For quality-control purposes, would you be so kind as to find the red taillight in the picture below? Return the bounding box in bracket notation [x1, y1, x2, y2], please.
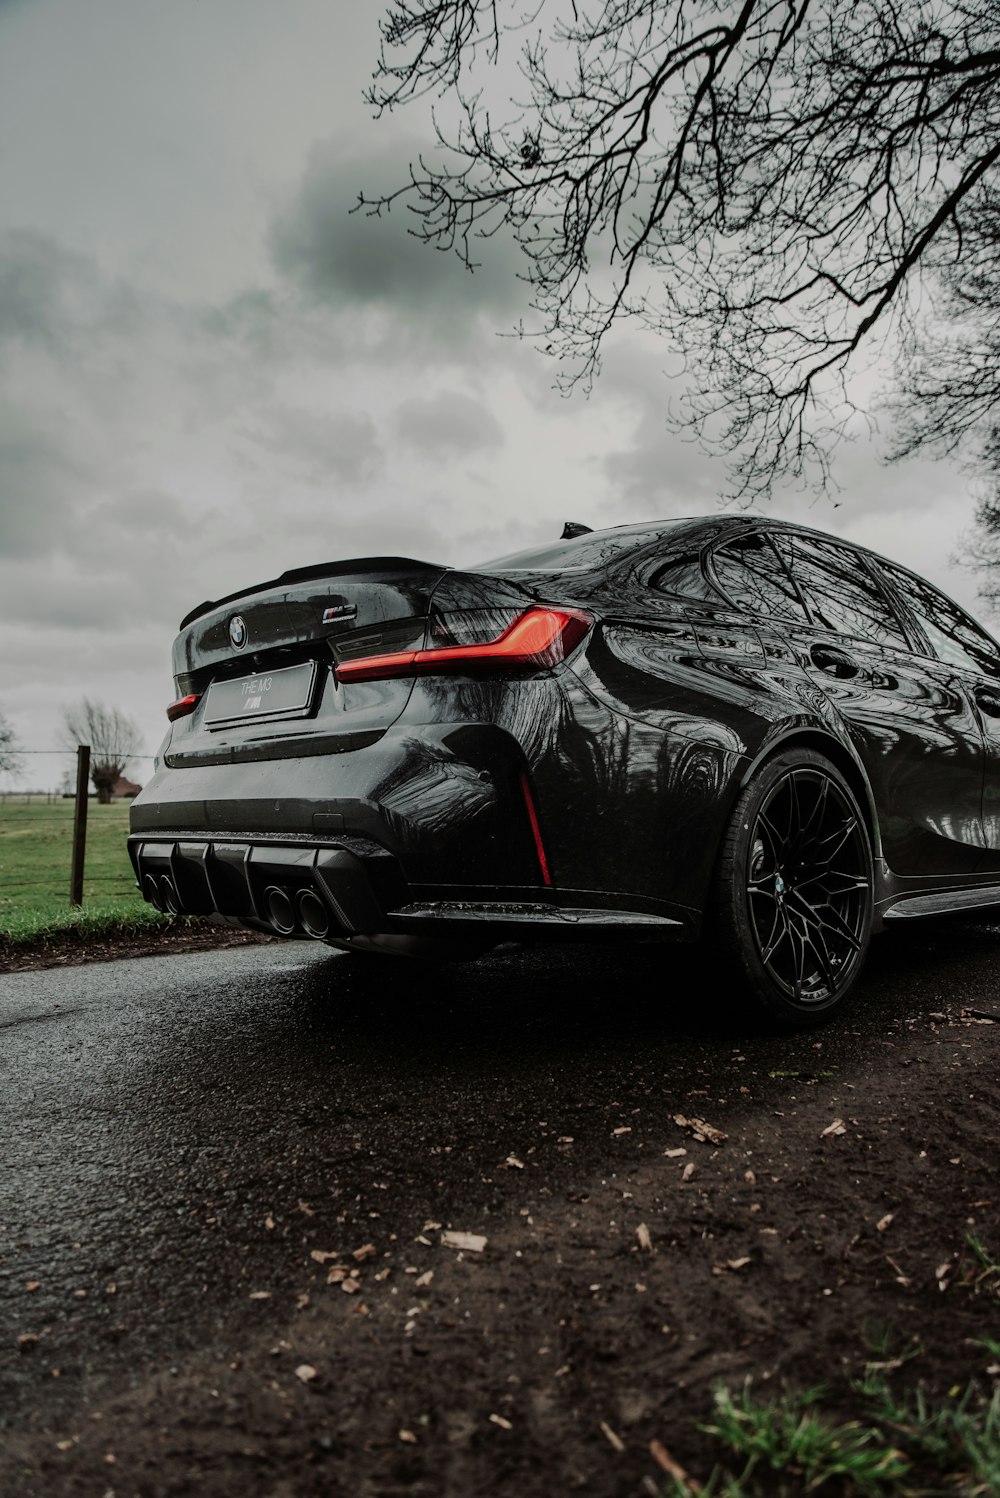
[334, 607, 592, 683]
[166, 693, 201, 722]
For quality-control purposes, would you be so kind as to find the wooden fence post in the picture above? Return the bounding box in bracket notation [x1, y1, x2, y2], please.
[70, 744, 90, 908]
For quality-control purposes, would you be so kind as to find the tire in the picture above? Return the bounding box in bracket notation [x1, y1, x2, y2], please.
[712, 748, 873, 1027]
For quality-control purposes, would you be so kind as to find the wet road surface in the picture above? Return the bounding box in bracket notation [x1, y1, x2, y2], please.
[2, 923, 998, 1438]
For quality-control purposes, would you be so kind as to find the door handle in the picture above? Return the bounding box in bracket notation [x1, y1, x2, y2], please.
[975, 688, 1000, 719]
[809, 644, 859, 680]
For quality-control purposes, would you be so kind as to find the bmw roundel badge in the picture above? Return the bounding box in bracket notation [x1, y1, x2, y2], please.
[229, 614, 248, 650]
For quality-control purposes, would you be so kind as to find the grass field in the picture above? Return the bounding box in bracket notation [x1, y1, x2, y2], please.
[0, 795, 170, 944]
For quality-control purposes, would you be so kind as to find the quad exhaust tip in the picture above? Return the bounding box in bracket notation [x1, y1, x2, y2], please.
[297, 889, 331, 940]
[143, 874, 163, 912]
[159, 875, 180, 916]
[263, 885, 297, 936]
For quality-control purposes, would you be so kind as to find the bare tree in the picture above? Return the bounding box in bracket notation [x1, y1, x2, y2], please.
[0, 708, 21, 779]
[363, 0, 1000, 496]
[955, 490, 1000, 611]
[61, 699, 142, 805]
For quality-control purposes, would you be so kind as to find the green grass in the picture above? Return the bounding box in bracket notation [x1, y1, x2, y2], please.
[0, 795, 170, 945]
[650, 1377, 1000, 1498]
[649, 1300, 1000, 1498]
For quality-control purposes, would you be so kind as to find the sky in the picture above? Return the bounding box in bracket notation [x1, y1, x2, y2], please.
[0, 0, 984, 789]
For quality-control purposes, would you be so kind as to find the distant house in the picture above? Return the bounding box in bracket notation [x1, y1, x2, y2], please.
[112, 776, 142, 799]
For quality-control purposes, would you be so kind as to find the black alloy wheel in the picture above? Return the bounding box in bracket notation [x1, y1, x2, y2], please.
[714, 748, 874, 1026]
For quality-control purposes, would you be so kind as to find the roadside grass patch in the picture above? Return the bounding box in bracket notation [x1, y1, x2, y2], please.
[650, 1378, 1000, 1498]
[0, 896, 178, 948]
[651, 1303, 1000, 1498]
[0, 797, 162, 945]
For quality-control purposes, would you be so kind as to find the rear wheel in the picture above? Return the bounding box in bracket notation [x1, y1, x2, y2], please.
[713, 749, 873, 1027]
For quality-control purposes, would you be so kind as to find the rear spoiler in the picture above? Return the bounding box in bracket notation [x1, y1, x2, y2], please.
[178, 557, 448, 630]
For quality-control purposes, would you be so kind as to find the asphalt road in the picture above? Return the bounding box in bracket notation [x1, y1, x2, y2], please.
[2, 922, 998, 1437]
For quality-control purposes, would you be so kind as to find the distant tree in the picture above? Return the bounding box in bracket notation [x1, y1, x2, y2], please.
[956, 492, 1000, 614]
[61, 698, 142, 805]
[0, 708, 22, 779]
[364, 0, 1000, 497]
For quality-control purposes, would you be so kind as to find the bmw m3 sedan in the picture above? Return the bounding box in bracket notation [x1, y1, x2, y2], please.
[129, 516, 1000, 1026]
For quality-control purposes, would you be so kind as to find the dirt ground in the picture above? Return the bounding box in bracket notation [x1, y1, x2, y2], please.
[0, 922, 272, 975]
[1, 928, 998, 1497]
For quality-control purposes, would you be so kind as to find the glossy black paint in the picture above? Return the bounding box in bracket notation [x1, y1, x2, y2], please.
[130, 516, 1000, 955]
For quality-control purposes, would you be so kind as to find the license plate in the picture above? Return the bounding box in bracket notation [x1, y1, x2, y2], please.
[204, 662, 318, 727]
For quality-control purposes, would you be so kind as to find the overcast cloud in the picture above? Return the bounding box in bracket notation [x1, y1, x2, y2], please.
[0, 0, 983, 788]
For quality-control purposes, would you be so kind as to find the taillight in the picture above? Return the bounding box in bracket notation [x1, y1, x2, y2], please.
[334, 607, 593, 683]
[166, 693, 201, 722]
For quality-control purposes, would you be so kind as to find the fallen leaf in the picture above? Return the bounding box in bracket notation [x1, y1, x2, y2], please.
[635, 1223, 653, 1253]
[650, 1439, 700, 1490]
[489, 1413, 513, 1430]
[885, 1254, 911, 1287]
[713, 1255, 752, 1275]
[600, 1420, 625, 1453]
[441, 1231, 487, 1253]
[820, 1119, 847, 1138]
[294, 1364, 318, 1383]
[673, 1114, 727, 1146]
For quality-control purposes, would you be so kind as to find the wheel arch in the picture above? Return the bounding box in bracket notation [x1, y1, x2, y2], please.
[738, 727, 882, 868]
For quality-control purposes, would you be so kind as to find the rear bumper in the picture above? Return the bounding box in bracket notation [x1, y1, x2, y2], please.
[127, 831, 691, 944]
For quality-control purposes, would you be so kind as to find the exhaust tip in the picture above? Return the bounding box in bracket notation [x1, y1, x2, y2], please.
[263, 885, 297, 935]
[158, 875, 180, 915]
[298, 889, 331, 940]
[144, 874, 164, 912]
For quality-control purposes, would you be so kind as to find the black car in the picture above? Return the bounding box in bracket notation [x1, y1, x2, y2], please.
[129, 516, 1000, 1026]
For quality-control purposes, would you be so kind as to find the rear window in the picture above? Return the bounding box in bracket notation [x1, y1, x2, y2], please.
[472, 521, 694, 573]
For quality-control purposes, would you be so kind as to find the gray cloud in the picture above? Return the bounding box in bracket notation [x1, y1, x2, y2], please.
[250, 405, 382, 486]
[394, 391, 503, 458]
[270, 137, 524, 325]
[0, 408, 95, 556]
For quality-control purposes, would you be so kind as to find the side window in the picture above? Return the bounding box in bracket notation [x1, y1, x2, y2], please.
[710, 534, 809, 622]
[778, 535, 909, 649]
[878, 562, 1000, 679]
[649, 549, 717, 602]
